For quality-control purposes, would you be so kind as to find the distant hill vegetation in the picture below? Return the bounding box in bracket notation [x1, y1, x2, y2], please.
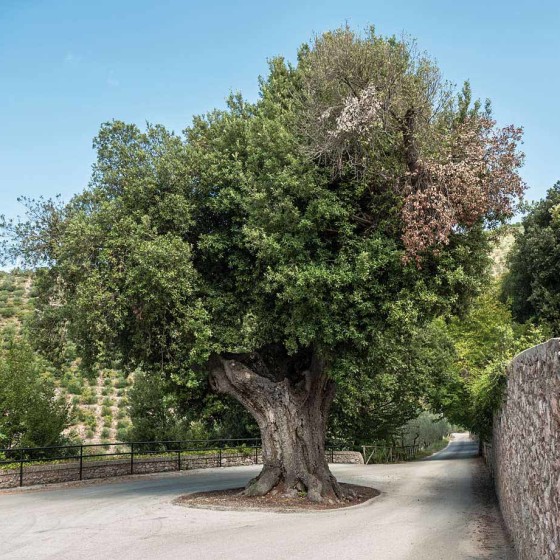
[489, 224, 521, 279]
[0, 270, 133, 445]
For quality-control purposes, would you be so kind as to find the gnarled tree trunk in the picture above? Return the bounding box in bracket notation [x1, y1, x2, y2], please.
[208, 349, 345, 502]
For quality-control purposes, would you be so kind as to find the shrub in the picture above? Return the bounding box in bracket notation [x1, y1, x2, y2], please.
[115, 377, 128, 389]
[66, 379, 82, 395]
[118, 397, 129, 409]
[116, 428, 129, 441]
[0, 307, 16, 318]
[80, 387, 97, 405]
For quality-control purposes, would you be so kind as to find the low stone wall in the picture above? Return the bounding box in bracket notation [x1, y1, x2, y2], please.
[491, 338, 560, 560]
[0, 453, 262, 489]
[330, 451, 364, 464]
[0, 449, 363, 489]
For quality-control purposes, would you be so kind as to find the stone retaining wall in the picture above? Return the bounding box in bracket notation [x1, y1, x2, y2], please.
[330, 451, 364, 464]
[491, 338, 560, 560]
[0, 450, 363, 489]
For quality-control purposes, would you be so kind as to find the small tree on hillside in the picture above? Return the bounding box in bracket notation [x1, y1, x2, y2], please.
[0, 336, 68, 448]
[2, 27, 525, 501]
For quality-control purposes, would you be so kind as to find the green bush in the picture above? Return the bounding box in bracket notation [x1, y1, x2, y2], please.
[66, 379, 82, 395]
[85, 414, 97, 429]
[115, 377, 128, 389]
[81, 387, 97, 405]
[101, 406, 112, 417]
[100, 428, 110, 439]
[118, 397, 129, 409]
[0, 307, 16, 318]
[116, 428, 129, 441]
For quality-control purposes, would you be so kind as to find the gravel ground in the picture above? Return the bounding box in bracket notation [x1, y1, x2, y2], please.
[0, 433, 515, 560]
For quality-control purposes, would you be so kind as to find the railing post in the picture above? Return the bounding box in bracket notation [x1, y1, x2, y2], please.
[19, 448, 23, 487]
[218, 447, 222, 467]
[79, 445, 83, 480]
[130, 443, 134, 475]
[178, 448, 181, 472]
[254, 445, 258, 464]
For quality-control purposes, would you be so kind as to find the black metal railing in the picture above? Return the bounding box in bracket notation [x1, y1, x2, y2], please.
[0, 438, 263, 488]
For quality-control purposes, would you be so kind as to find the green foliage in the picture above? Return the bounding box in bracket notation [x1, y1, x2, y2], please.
[127, 370, 256, 441]
[116, 427, 129, 441]
[503, 181, 560, 334]
[0, 334, 69, 448]
[115, 376, 128, 389]
[0, 306, 16, 318]
[80, 387, 97, 405]
[329, 321, 458, 444]
[395, 412, 453, 447]
[444, 284, 547, 440]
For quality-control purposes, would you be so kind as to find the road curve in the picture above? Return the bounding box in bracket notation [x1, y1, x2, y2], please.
[0, 433, 514, 560]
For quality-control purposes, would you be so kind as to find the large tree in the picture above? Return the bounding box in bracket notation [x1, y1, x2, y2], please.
[3, 27, 525, 501]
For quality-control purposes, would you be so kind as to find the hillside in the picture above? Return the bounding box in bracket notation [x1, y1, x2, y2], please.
[0, 270, 133, 445]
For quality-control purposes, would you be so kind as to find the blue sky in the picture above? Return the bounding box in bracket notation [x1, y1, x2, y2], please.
[1, 0, 559, 223]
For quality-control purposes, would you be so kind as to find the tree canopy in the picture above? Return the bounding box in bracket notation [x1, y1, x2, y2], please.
[503, 181, 560, 334]
[2, 26, 526, 500]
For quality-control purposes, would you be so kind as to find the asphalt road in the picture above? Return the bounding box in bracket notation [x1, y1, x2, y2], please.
[0, 433, 515, 560]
